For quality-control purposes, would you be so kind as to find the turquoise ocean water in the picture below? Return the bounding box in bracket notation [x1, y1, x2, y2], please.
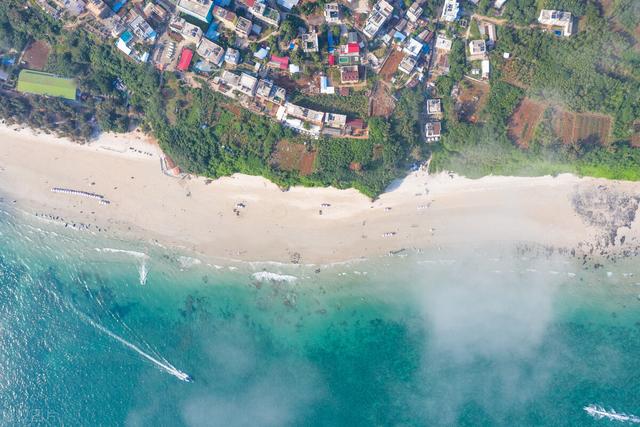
[1, 203, 640, 426]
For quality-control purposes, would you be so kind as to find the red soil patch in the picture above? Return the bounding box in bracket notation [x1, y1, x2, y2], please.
[273, 74, 312, 92]
[456, 79, 490, 124]
[271, 140, 316, 176]
[379, 50, 404, 82]
[370, 82, 395, 118]
[22, 40, 51, 70]
[299, 150, 317, 176]
[507, 98, 546, 148]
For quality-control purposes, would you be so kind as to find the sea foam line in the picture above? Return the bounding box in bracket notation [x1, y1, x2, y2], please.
[584, 404, 640, 424]
[252, 271, 297, 283]
[96, 248, 149, 285]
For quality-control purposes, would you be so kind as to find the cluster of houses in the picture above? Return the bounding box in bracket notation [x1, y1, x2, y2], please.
[32, 0, 578, 147]
[211, 70, 366, 138]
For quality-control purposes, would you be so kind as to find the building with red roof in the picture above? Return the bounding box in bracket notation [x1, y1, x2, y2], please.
[346, 42, 360, 53]
[177, 48, 194, 71]
[268, 54, 289, 70]
[328, 54, 335, 65]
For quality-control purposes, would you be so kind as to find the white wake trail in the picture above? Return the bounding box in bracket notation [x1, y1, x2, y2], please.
[45, 284, 191, 382]
[79, 311, 192, 382]
[584, 404, 640, 424]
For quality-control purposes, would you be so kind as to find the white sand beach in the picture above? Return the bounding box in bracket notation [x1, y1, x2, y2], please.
[1, 124, 639, 264]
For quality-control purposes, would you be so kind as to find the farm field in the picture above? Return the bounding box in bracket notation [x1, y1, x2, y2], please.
[552, 110, 611, 146]
[507, 98, 546, 148]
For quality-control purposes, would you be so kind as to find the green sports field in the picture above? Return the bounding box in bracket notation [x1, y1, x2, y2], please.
[16, 69, 77, 100]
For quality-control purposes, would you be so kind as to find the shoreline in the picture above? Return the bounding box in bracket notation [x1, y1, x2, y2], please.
[1, 123, 640, 265]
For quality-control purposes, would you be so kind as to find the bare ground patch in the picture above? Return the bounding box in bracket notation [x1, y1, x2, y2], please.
[507, 98, 546, 148]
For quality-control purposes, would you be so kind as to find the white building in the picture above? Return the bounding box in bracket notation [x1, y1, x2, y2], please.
[197, 38, 225, 66]
[302, 32, 319, 53]
[169, 16, 203, 45]
[426, 99, 441, 116]
[425, 121, 441, 142]
[440, 0, 459, 22]
[406, 2, 423, 23]
[363, 0, 394, 39]
[224, 47, 240, 65]
[403, 38, 424, 57]
[398, 56, 416, 74]
[494, 0, 507, 9]
[435, 34, 452, 51]
[538, 9, 573, 36]
[481, 59, 490, 79]
[325, 3, 340, 24]
[468, 39, 487, 59]
[177, 0, 214, 23]
[249, 1, 280, 27]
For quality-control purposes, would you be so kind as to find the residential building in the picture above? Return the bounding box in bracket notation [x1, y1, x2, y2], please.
[268, 55, 289, 70]
[325, 3, 340, 24]
[284, 102, 325, 125]
[403, 38, 424, 57]
[86, 0, 109, 18]
[481, 59, 490, 79]
[249, 1, 280, 27]
[320, 76, 335, 94]
[237, 73, 258, 97]
[255, 79, 286, 104]
[338, 42, 360, 65]
[426, 99, 442, 116]
[177, 0, 215, 23]
[220, 70, 241, 88]
[169, 16, 203, 44]
[435, 34, 452, 51]
[302, 32, 319, 53]
[213, 6, 237, 30]
[479, 21, 497, 45]
[197, 38, 225, 66]
[235, 16, 252, 38]
[440, 0, 459, 22]
[363, 0, 393, 39]
[116, 30, 134, 56]
[128, 12, 157, 42]
[468, 39, 487, 59]
[143, 2, 168, 22]
[277, 0, 299, 10]
[406, 2, 423, 23]
[324, 113, 347, 129]
[224, 47, 240, 65]
[425, 121, 441, 142]
[398, 56, 416, 74]
[340, 65, 359, 84]
[538, 9, 573, 36]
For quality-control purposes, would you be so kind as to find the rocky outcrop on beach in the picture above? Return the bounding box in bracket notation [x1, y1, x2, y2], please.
[571, 185, 640, 246]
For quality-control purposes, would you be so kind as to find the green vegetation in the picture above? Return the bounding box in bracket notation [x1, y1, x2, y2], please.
[497, 24, 640, 140]
[16, 70, 77, 99]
